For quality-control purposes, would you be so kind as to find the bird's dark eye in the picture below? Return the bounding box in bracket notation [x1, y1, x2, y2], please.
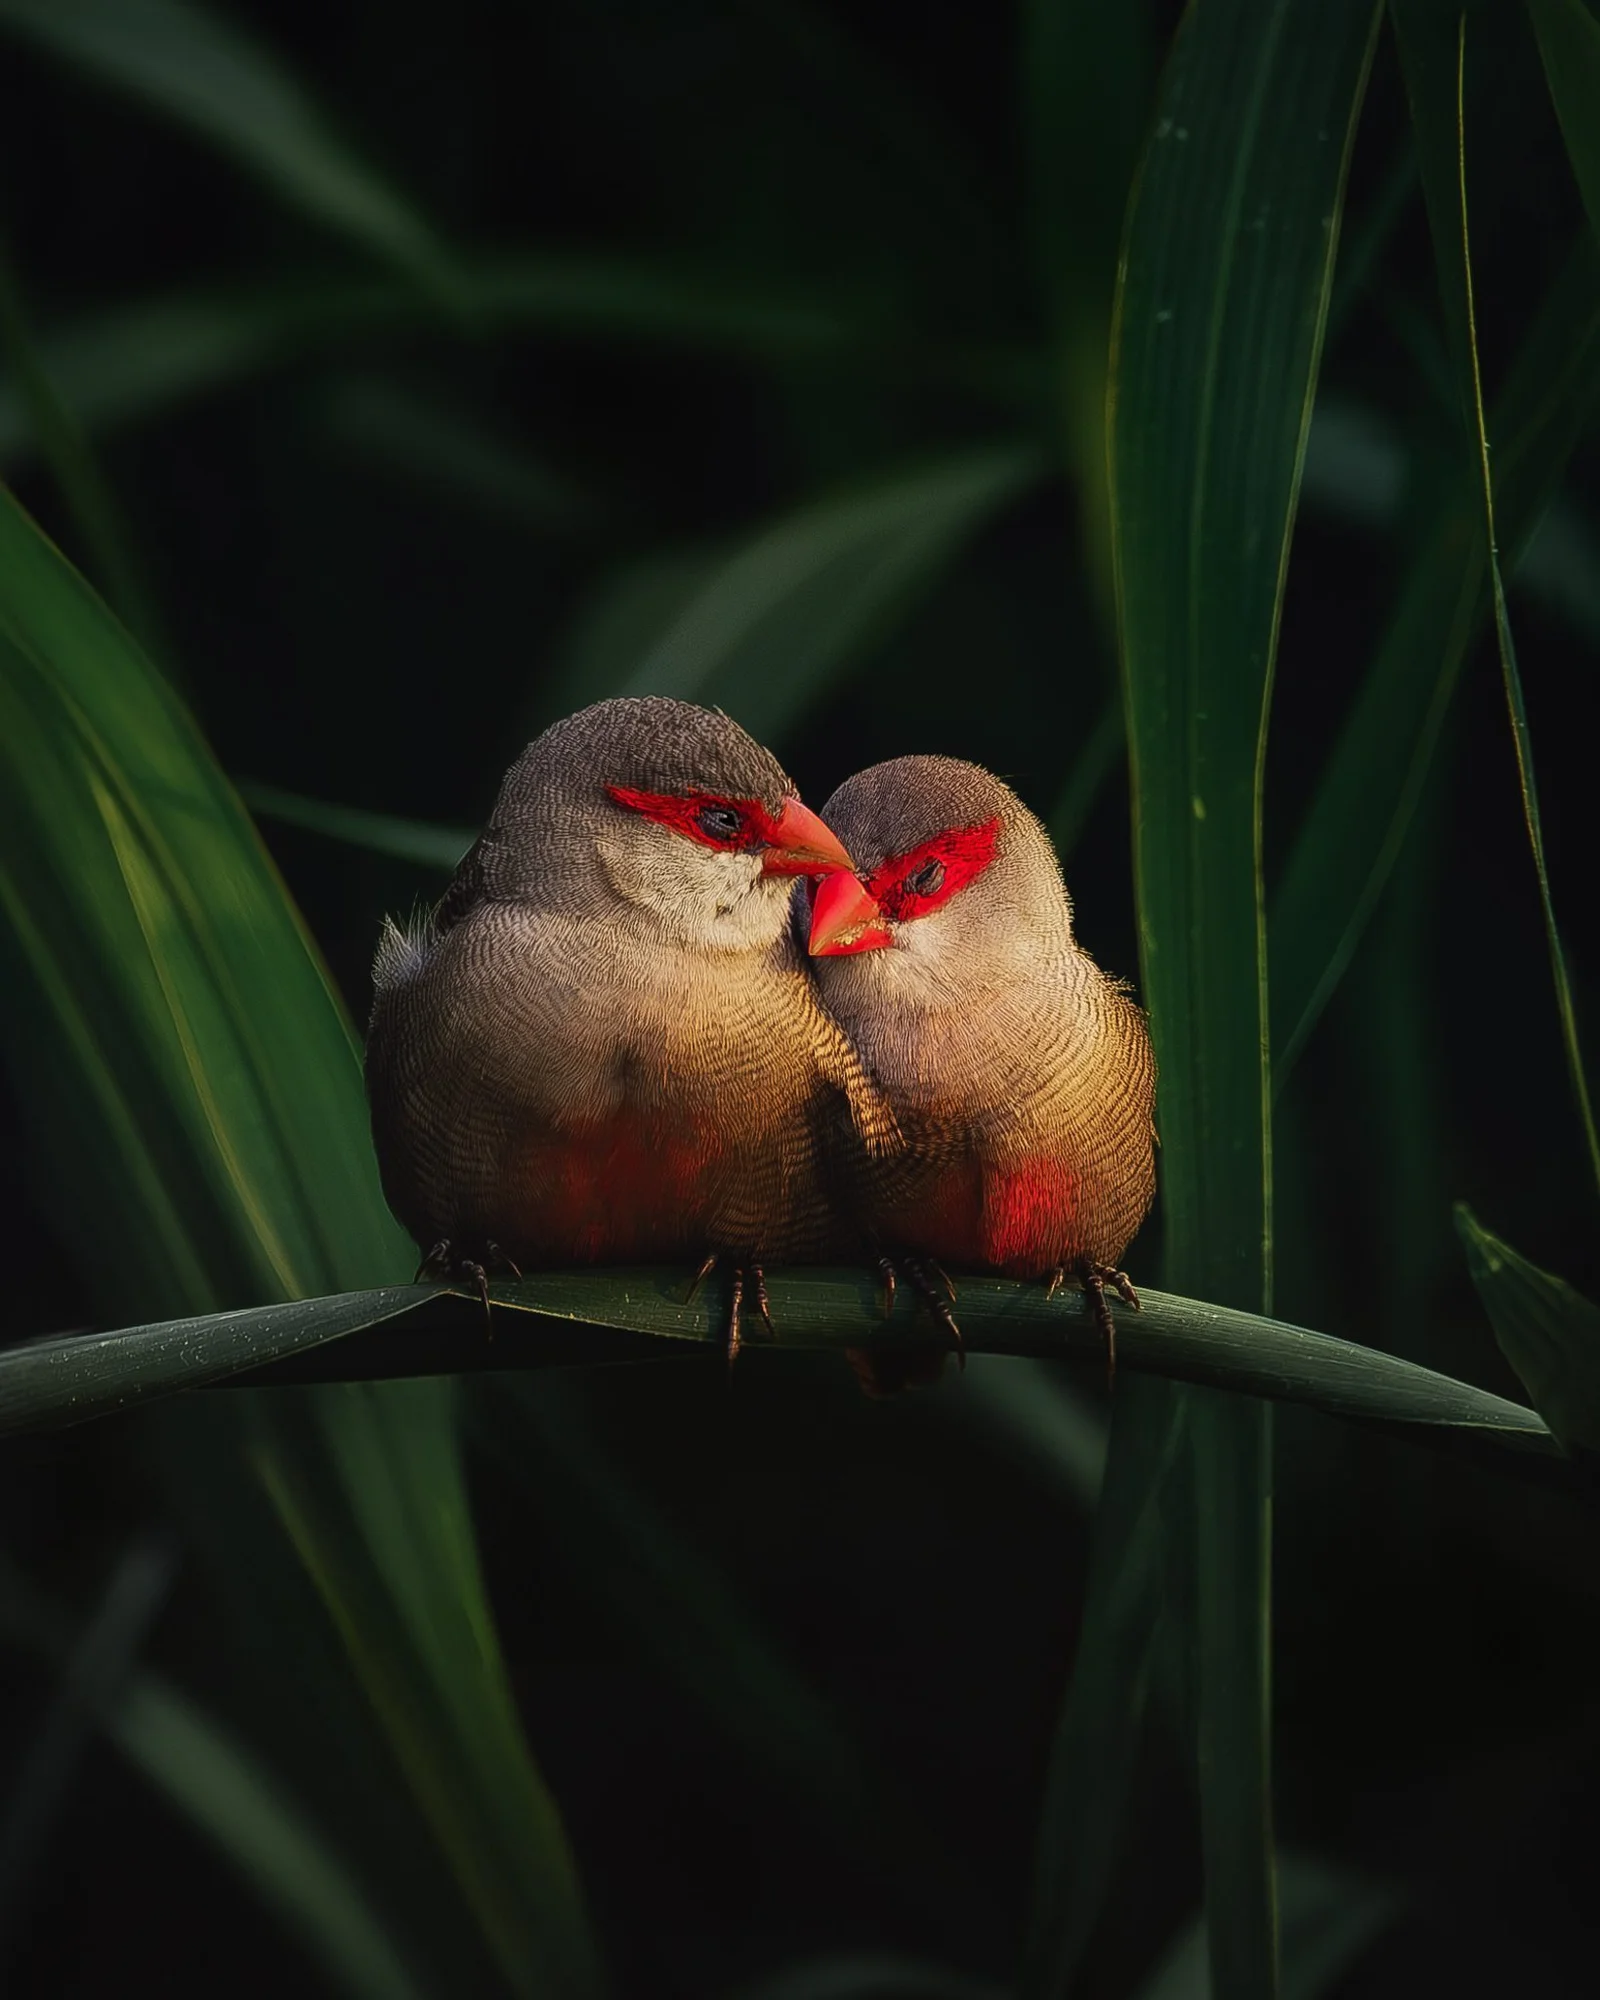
[904, 859, 946, 898]
[696, 804, 745, 842]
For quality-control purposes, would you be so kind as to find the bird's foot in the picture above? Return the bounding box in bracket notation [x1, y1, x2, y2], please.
[881, 1255, 963, 1367]
[686, 1254, 775, 1367]
[413, 1239, 523, 1326]
[414, 1240, 452, 1283]
[847, 1255, 961, 1395]
[1049, 1259, 1140, 1386]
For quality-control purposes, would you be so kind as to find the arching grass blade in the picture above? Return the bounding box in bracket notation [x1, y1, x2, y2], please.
[1105, 4, 1381, 1995]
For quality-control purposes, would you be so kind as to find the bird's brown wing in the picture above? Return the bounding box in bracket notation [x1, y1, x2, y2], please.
[971, 964, 1157, 1268]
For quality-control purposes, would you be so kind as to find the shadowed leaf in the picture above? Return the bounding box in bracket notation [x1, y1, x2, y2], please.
[251, 1383, 600, 1999]
[0, 269, 1033, 470]
[1456, 1204, 1600, 1456]
[1132, 1852, 1397, 2000]
[1532, 0, 1600, 252]
[321, 379, 599, 532]
[0, 1540, 176, 1966]
[0, 237, 159, 645]
[1392, 3, 1600, 1196]
[242, 784, 474, 873]
[0, 1553, 429, 2000]
[482, 1375, 951, 1892]
[596, 447, 1042, 744]
[1024, 0, 1156, 605]
[0, 0, 452, 293]
[1023, 1378, 1185, 1992]
[723, 1954, 1006, 2000]
[1270, 230, 1600, 1075]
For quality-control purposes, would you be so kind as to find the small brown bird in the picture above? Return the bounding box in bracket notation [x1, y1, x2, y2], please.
[366, 696, 899, 1354]
[805, 755, 1156, 1383]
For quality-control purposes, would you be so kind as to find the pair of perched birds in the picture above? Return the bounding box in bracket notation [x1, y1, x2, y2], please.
[365, 696, 1156, 1383]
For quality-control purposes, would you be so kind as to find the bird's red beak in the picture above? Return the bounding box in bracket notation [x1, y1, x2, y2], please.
[759, 797, 856, 879]
[807, 870, 892, 955]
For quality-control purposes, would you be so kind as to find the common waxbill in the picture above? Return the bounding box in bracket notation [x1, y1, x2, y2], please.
[805, 754, 1156, 1378]
[366, 696, 899, 1354]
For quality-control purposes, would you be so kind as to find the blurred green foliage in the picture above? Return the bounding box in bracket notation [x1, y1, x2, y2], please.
[2, 2, 1599, 1997]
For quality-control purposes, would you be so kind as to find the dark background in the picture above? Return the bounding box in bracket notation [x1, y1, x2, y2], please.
[2, 3, 1598, 1995]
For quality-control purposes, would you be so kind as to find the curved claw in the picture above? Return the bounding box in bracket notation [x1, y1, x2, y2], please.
[462, 1261, 492, 1326]
[485, 1241, 523, 1281]
[726, 1265, 775, 1367]
[684, 1252, 718, 1306]
[415, 1239, 451, 1283]
[934, 1302, 966, 1372]
[901, 1258, 964, 1369]
[1074, 1258, 1138, 1387]
[684, 1255, 776, 1368]
[411, 1239, 520, 1326]
[727, 1266, 745, 1369]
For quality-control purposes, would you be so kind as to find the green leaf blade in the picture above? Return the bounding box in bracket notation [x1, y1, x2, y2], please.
[0, 485, 408, 1308]
[1389, 5, 1600, 1199]
[595, 446, 1041, 745]
[1270, 231, 1600, 1075]
[2, 1274, 1553, 1469]
[1105, 5, 1380, 1996]
[0, 483, 603, 1994]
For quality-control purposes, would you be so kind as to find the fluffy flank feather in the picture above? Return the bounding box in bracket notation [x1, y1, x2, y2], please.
[372, 908, 433, 992]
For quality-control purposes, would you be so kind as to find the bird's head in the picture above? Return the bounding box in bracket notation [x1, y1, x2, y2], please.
[482, 696, 853, 950]
[805, 756, 1073, 1005]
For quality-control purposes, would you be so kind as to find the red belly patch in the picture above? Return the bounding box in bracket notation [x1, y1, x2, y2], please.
[982, 1158, 1083, 1275]
[886, 1155, 1083, 1278]
[510, 1115, 722, 1263]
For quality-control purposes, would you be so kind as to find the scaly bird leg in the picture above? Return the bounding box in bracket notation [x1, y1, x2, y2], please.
[726, 1265, 744, 1368]
[1057, 1258, 1141, 1386]
[412, 1239, 521, 1326]
[726, 1265, 774, 1367]
[461, 1261, 492, 1325]
[684, 1255, 775, 1368]
[896, 1257, 964, 1368]
[848, 1253, 960, 1395]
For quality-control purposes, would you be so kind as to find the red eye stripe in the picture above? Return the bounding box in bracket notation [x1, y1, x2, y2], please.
[867, 815, 1001, 922]
[605, 786, 782, 853]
